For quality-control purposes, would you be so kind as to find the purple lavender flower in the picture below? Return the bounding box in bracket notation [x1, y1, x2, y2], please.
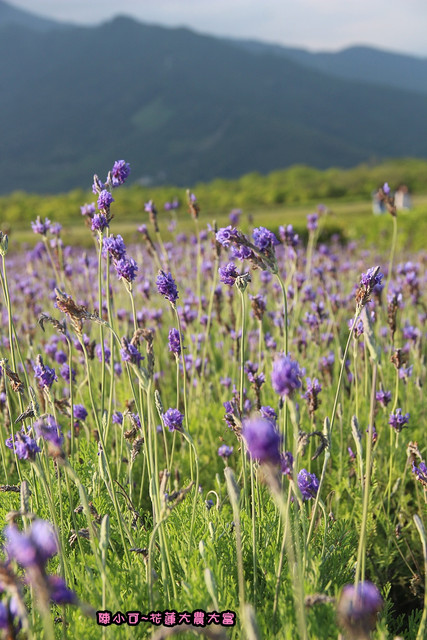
[229, 209, 241, 225]
[307, 214, 318, 232]
[120, 339, 144, 366]
[242, 416, 281, 465]
[6, 427, 40, 461]
[47, 575, 78, 605]
[260, 405, 277, 422]
[33, 357, 57, 389]
[50, 222, 62, 236]
[31, 217, 51, 235]
[216, 226, 239, 247]
[271, 354, 303, 398]
[162, 408, 184, 432]
[302, 377, 322, 418]
[279, 224, 299, 248]
[91, 213, 109, 232]
[73, 405, 88, 421]
[230, 244, 253, 261]
[60, 363, 76, 384]
[412, 461, 427, 488]
[383, 182, 390, 195]
[297, 469, 319, 499]
[5, 519, 57, 568]
[218, 445, 233, 458]
[80, 203, 96, 217]
[102, 234, 126, 260]
[144, 199, 156, 213]
[114, 256, 138, 282]
[389, 408, 410, 432]
[360, 267, 384, 290]
[219, 263, 239, 286]
[168, 328, 181, 355]
[252, 227, 279, 251]
[97, 190, 114, 211]
[33, 415, 63, 448]
[112, 411, 123, 425]
[280, 451, 294, 476]
[156, 270, 179, 304]
[348, 317, 364, 337]
[95, 342, 111, 364]
[110, 160, 130, 187]
[337, 581, 383, 636]
[376, 389, 392, 408]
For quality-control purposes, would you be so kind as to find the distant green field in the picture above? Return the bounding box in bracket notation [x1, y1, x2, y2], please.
[4, 192, 427, 254]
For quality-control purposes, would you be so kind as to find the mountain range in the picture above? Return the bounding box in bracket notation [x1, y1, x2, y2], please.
[1, 0, 427, 194]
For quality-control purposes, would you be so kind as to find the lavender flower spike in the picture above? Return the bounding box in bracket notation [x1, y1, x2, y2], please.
[271, 354, 303, 398]
[156, 270, 179, 304]
[242, 416, 281, 465]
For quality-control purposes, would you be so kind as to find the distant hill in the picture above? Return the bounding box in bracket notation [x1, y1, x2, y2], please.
[228, 39, 427, 96]
[1, 5, 427, 193]
[0, 0, 72, 32]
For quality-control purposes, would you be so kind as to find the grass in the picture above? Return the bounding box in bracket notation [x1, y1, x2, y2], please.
[0, 183, 425, 639]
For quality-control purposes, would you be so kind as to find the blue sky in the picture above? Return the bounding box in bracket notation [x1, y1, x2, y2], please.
[8, 0, 427, 56]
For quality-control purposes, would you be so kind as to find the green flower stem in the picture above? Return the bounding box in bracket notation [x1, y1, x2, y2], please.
[63, 461, 120, 609]
[265, 468, 308, 640]
[97, 232, 106, 417]
[238, 289, 246, 414]
[200, 252, 219, 384]
[65, 336, 75, 460]
[276, 273, 289, 354]
[224, 468, 246, 621]
[330, 310, 361, 435]
[385, 215, 398, 296]
[414, 515, 427, 640]
[355, 361, 377, 586]
[250, 460, 257, 605]
[80, 339, 134, 569]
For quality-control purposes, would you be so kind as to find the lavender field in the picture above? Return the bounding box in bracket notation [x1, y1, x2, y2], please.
[0, 163, 425, 640]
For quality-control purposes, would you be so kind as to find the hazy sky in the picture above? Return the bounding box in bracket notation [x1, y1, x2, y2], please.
[8, 0, 427, 56]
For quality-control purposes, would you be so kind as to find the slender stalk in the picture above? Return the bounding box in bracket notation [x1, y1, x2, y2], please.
[355, 362, 377, 586]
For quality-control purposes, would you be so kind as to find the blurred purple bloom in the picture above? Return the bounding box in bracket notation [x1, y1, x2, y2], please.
[307, 214, 318, 232]
[80, 203, 96, 217]
[271, 354, 303, 398]
[112, 411, 123, 425]
[242, 416, 281, 465]
[73, 404, 88, 421]
[280, 451, 294, 476]
[6, 427, 40, 461]
[337, 581, 383, 636]
[389, 408, 410, 432]
[376, 389, 391, 407]
[47, 575, 78, 605]
[31, 217, 51, 235]
[218, 445, 233, 458]
[5, 519, 57, 568]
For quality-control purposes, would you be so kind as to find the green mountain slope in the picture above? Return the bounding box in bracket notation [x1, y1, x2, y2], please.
[2, 15, 427, 193]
